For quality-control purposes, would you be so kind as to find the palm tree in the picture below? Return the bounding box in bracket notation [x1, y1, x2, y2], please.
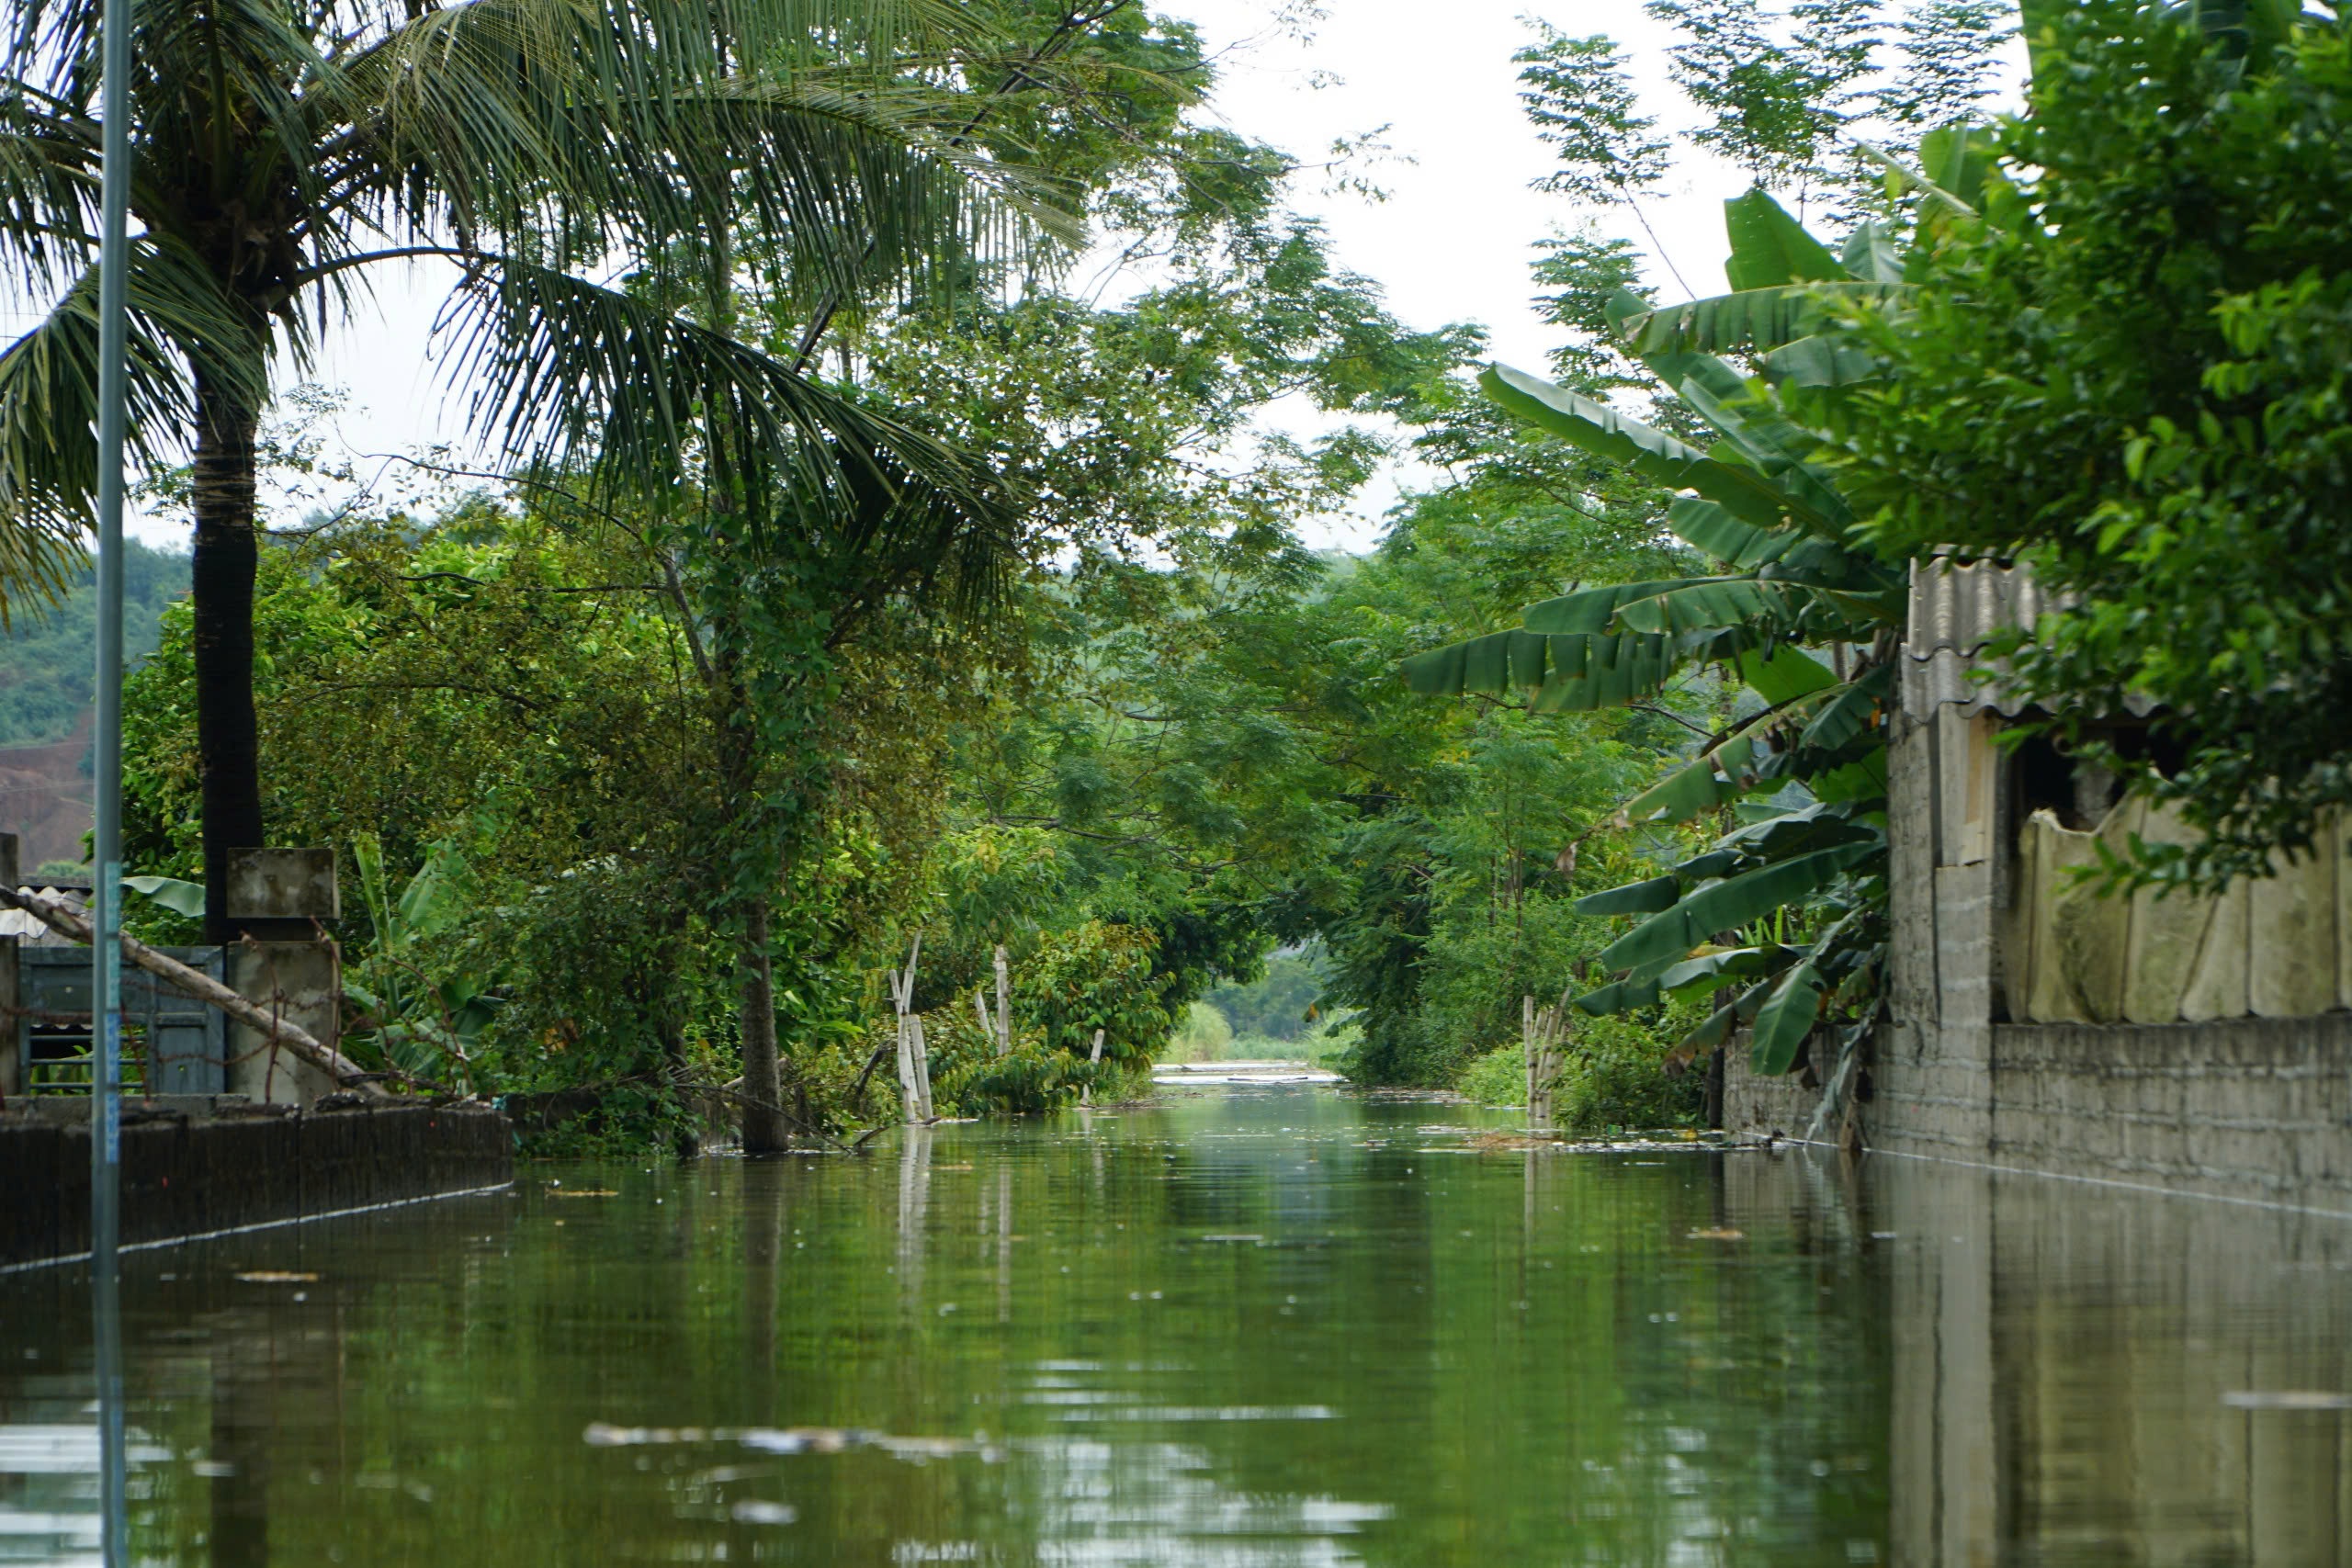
[0, 0, 1057, 938]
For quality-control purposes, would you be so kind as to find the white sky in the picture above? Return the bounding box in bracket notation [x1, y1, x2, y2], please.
[115, 1, 1999, 551]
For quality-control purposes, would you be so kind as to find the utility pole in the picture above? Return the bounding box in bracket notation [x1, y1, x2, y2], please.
[89, 0, 137, 1549]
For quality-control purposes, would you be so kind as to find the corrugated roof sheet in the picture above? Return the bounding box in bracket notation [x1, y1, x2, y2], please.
[1898, 558, 2154, 719]
[0, 886, 89, 944]
[1900, 558, 2057, 718]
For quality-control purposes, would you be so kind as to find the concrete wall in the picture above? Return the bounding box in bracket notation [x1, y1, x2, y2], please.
[1726, 713, 2352, 1215]
[0, 1103, 512, 1269]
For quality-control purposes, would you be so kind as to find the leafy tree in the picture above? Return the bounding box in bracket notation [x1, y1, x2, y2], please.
[0, 0, 1053, 936]
[1629, 0, 2012, 228]
[1833, 1, 2352, 888]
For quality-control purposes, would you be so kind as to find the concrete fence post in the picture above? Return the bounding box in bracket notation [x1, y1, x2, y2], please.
[223, 848, 341, 1107]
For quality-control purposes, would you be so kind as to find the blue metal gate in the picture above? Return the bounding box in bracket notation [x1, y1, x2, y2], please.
[16, 946, 228, 1097]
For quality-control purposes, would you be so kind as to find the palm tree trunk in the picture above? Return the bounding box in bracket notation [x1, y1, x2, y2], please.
[189, 367, 265, 942]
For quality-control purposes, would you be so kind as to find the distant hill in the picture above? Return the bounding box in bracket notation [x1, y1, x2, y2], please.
[0, 541, 189, 868]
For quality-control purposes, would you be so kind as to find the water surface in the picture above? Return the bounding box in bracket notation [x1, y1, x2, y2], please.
[3, 1085, 2347, 1564]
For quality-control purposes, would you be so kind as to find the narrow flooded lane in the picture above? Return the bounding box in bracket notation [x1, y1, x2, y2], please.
[4, 1086, 2348, 1564]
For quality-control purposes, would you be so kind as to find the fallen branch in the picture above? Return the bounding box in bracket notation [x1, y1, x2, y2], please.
[0, 885, 394, 1102]
[680, 1079, 862, 1153]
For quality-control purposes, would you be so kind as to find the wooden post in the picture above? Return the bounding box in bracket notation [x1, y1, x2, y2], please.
[992, 944, 1012, 1058]
[910, 1012, 935, 1122]
[1080, 1027, 1105, 1106]
[1522, 994, 1536, 1121]
[891, 983, 915, 1120]
[890, 932, 926, 1122]
[974, 988, 993, 1039]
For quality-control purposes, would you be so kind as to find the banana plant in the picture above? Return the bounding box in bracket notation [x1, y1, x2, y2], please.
[345, 832, 503, 1087]
[1403, 183, 1941, 1077]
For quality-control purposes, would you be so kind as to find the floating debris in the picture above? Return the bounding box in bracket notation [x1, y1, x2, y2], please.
[582, 1423, 999, 1461]
[1687, 1228, 1746, 1242]
[2222, 1390, 2352, 1410]
[232, 1271, 320, 1283]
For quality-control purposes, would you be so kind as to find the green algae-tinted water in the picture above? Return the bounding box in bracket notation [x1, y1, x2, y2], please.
[3, 1085, 2348, 1565]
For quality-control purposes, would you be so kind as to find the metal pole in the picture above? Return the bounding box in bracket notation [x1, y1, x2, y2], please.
[90, 0, 137, 1550]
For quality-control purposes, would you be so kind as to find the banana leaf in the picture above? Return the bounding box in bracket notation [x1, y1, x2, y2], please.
[1618, 727, 1772, 826]
[1519, 579, 1725, 636]
[1762, 335, 1885, 389]
[1573, 955, 1679, 1017]
[1677, 378, 1854, 533]
[1402, 627, 1677, 705]
[1840, 220, 1902, 285]
[122, 875, 206, 919]
[1623, 281, 1910, 356]
[1797, 663, 1892, 753]
[1598, 840, 1879, 971]
[1577, 874, 1682, 917]
[1723, 188, 1850, 288]
[1749, 959, 1824, 1073]
[1609, 578, 1835, 638]
[1480, 364, 1795, 531]
[1527, 632, 1683, 712]
[1736, 644, 1840, 707]
[1674, 979, 1773, 1055]
[1658, 944, 1799, 995]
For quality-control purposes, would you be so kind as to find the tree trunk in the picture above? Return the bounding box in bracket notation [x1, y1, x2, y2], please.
[738, 898, 788, 1153]
[189, 369, 265, 942]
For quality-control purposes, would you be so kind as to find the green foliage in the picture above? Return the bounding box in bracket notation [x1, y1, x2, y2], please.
[1162, 1001, 1236, 1064]
[1408, 172, 1924, 1074]
[1203, 949, 1328, 1043]
[344, 831, 503, 1089]
[1631, 0, 2011, 229]
[1835, 2, 2352, 888]
[1023, 920, 1170, 1067]
[1456, 1010, 1708, 1132]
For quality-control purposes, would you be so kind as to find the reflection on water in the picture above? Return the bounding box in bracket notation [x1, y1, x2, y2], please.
[0, 1087, 2346, 1564]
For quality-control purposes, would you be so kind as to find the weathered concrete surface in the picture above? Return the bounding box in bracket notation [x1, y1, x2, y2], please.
[1730, 1005, 2352, 1213]
[1728, 703, 2352, 1213]
[225, 846, 340, 924]
[226, 941, 342, 1105]
[0, 1103, 511, 1269]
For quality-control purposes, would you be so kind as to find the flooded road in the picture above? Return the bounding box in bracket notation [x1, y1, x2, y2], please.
[3, 1084, 2348, 1564]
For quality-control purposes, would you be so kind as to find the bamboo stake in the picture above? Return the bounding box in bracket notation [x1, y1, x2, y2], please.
[0, 885, 390, 1100]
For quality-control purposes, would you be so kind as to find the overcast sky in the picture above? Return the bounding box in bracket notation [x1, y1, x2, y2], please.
[121, 1, 1989, 549]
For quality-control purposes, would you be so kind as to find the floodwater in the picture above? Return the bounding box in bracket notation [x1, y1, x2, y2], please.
[3, 1085, 2350, 1565]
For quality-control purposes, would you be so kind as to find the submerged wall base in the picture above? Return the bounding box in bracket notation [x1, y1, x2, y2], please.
[1727, 1013, 2352, 1216]
[1, 1102, 513, 1269]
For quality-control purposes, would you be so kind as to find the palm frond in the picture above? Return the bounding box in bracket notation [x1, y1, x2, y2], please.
[0, 238, 265, 608]
[328, 0, 1069, 305]
[438, 257, 1014, 602]
[0, 102, 99, 282]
